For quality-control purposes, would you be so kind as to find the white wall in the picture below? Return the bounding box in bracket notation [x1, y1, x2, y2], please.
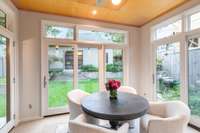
[139, 0, 200, 100]
[18, 11, 140, 121]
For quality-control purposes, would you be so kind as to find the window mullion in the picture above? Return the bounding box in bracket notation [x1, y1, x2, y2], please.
[73, 45, 78, 89]
[99, 45, 105, 91]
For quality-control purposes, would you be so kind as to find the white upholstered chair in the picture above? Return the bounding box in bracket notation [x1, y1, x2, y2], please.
[69, 114, 129, 133]
[67, 89, 89, 120]
[67, 89, 98, 124]
[118, 86, 137, 94]
[118, 86, 137, 128]
[140, 101, 190, 133]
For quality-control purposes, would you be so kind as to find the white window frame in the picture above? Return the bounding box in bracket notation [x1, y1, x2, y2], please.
[0, 26, 16, 133]
[151, 15, 183, 41]
[151, 4, 200, 128]
[41, 20, 129, 116]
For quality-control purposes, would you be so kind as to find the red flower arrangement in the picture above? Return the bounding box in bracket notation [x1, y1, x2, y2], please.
[106, 80, 121, 99]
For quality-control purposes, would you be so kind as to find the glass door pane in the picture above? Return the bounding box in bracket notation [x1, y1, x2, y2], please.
[156, 42, 180, 101]
[188, 37, 200, 127]
[48, 45, 73, 108]
[0, 35, 10, 128]
[78, 48, 99, 93]
[105, 49, 123, 83]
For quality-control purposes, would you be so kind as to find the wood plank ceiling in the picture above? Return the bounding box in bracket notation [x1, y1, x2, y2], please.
[11, 0, 189, 27]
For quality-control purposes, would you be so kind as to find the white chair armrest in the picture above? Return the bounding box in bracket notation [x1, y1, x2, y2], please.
[148, 116, 187, 133]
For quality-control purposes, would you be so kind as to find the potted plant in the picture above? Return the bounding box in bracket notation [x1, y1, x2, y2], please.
[105, 80, 121, 100]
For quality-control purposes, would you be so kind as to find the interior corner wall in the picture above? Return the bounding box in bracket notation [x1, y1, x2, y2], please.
[139, 0, 200, 101]
[18, 10, 140, 121]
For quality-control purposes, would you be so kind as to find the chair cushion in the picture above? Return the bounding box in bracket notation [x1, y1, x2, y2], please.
[140, 114, 162, 131]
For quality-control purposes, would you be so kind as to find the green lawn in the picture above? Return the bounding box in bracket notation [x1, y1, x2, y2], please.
[0, 77, 6, 86]
[48, 79, 99, 108]
[0, 94, 6, 117]
[0, 77, 6, 117]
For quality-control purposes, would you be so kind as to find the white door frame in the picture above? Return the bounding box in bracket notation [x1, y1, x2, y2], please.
[152, 34, 185, 101]
[41, 20, 129, 116]
[42, 42, 76, 116]
[0, 27, 15, 133]
[186, 34, 200, 127]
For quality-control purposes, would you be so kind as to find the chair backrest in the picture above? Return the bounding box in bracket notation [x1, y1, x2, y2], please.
[165, 101, 190, 123]
[69, 114, 129, 133]
[67, 89, 89, 120]
[118, 86, 137, 94]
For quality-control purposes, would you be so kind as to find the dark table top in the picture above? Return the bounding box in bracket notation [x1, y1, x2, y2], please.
[81, 91, 149, 121]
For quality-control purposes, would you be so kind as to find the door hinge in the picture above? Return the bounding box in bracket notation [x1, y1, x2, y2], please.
[152, 74, 155, 84]
[13, 77, 16, 84]
[13, 41, 16, 47]
[13, 114, 16, 120]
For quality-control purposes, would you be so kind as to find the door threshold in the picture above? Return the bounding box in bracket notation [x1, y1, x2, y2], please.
[44, 112, 70, 117]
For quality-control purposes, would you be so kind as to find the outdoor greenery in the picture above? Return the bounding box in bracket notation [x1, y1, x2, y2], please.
[0, 94, 5, 117]
[189, 86, 200, 116]
[106, 63, 122, 72]
[106, 33, 125, 43]
[157, 79, 180, 100]
[0, 77, 6, 117]
[46, 25, 73, 39]
[0, 77, 6, 86]
[80, 65, 98, 72]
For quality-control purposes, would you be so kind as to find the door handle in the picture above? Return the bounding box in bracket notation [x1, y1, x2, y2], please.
[44, 76, 47, 88]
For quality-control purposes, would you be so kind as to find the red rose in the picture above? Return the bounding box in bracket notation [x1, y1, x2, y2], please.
[116, 80, 121, 87]
[106, 79, 121, 90]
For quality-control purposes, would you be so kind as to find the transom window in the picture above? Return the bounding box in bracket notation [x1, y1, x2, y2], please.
[189, 11, 200, 31]
[153, 19, 182, 40]
[0, 10, 6, 28]
[45, 25, 74, 39]
[78, 29, 127, 44]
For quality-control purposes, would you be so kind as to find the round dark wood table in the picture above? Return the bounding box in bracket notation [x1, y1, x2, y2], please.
[81, 91, 149, 129]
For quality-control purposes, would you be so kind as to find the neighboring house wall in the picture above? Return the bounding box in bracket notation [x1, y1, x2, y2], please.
[83, 48, 99, 67]
[49, 48, 114, 70]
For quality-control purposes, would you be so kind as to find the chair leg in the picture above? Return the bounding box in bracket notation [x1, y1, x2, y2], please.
[128, 120, 135, 129]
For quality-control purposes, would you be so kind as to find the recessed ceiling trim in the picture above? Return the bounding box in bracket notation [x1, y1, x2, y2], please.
[11, 0, 190, 27]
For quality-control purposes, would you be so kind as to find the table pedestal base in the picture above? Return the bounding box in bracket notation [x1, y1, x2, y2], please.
[109, 121, 119, 129]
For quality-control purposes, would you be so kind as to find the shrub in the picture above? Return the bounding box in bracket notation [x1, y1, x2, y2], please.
[80, 65, 98, 72]
[106, 63, 122, 72]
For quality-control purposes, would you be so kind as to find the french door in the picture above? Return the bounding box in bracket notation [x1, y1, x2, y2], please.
[0, 28, 15, 133]
[153, 42, 181, 101]
[42, 43, 103, 116]
[42, 44, 75, 115]
[187, 35, 200, 127]
[42, 42, 126, 116]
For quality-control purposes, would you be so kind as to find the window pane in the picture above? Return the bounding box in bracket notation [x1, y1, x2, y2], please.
[190, 12, 200, 30]
[48, 45, 73, 108]
[154, 20, 182, 40]
[156, 42, 180, 101]
[188, 37, 200, 126]
[0, 10, 6, 28]
[0, 35, 9, 128]
[46, 25, 74, 39]
[78, 48, 99, 93]
[79, 29, 126, 44]
[105, 49, 123, 83]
